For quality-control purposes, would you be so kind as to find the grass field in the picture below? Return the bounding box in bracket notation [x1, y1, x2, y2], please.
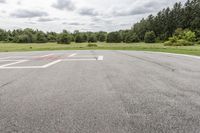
[1, 42, 200, 56]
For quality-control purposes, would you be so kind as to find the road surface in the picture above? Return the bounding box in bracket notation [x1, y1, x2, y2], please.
[0, 50, 200, 133]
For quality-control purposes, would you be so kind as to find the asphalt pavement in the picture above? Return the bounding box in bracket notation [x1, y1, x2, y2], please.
[0, 50, 200, 133]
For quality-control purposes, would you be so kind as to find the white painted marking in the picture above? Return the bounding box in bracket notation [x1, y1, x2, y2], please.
[0, 66, 45, 69]
[0, 60, 21, 62]
[42, 60, 62, 68]
[0, 60, 27, 67]
[62, 59, 97, 61]
[38, 54, 54, 58]
[0, 53, 104, 69]
[97, 56, 104, 60]
[68, 53, 77, 57]
[0, 60, 62, 69]
[0, 54, 54, 60]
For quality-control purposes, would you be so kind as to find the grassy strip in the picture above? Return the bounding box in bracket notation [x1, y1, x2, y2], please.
[0, 42, 200, 56]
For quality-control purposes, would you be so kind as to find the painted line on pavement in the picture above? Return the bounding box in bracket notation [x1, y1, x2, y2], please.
[68, 53, 77, 57]
[0, 60, 28, 68]
[62, 59, 97, 61]
[42, 60, 62, 68]
[97, 56, 104, 61]
[38, 54, 54, 58]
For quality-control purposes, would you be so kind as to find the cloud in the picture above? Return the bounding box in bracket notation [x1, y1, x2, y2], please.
[79, 8, 99, 16]
[62, 22, 84, 26]
[38, 17, 57, 22]
[0, 0, 6, 3]
[1, 10, 6, 13]
[111, 1, 169, 17]
[25, 22, 37, 24]
[10, 9, 48, 18]
[17, 1, 21, 5]
[0, 0, 188, 32]
[113, 7, 153, 16]
[68, 22, 83, 26]
[52, 0, 75, 11]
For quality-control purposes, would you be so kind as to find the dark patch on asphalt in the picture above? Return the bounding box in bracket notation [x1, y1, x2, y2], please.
[0, 80, 16, 88]
[116, 51, 176, 72]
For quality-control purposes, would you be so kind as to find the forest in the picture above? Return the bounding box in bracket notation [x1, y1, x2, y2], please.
[0, 0, 199, 46]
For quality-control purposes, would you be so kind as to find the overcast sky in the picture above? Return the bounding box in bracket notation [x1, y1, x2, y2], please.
[0, 0, 187, 32]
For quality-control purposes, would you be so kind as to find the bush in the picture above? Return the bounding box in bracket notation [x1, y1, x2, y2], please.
[57, 32, 72, 44]
[164, 39, 194, 46]
[88, 34, 97, 43]
[174, 28, 184, 39]
[87, 43, 98, 47]
[35, 31, 48, 43]
[164, 29, 196, 46]
[107, 32, 122, 43]
[183, 30, 196, 42]
[144, 31, 156, 43]
[16, 34, 31, 43]
[176, 39, 194, 46]
[164, 41, 173, 46]
[196, 41, 200, 44]
[168, 36, 178, 43]
[125, 33, 139, 43]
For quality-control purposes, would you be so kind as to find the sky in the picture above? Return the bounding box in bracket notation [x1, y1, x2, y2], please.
[0, 0, 187, 32]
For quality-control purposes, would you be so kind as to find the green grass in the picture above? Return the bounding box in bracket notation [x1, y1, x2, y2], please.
[0, 42, 200, 56]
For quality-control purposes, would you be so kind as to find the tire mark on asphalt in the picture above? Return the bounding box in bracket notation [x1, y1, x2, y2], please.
[0, 80, 17, 88]
[0, 70, 37, 90]
[115, 51, 176, 72]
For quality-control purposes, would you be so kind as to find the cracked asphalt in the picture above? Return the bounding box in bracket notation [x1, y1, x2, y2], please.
[0, 50, 200, 133]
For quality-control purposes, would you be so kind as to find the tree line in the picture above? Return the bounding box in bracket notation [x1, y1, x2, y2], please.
[0, 28, 108, 44]
[0, 0, 199, 45]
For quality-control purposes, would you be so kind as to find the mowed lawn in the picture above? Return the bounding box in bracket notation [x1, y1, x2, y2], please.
[1, 42, 200, 56]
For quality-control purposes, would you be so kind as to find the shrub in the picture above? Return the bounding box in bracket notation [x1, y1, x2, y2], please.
[75, 34, 84, 43]
[168, 36, 178, 43]
[35, 31, 48, 43]
[107, 32, 122, 43]
[183, 30, 196, 42]
[196, 41, 200, 44]
[125, 33, 139, 43]
[88, 34, 97, 43]
[174, 28, 184, 39]
[165, 29, 196, 46]
[176, 39, 194, 46]
[17, 34, 30, 43]
[144, 31, 156, 43]
[87, 43, 98, 47]
[164, 39, 194, 46]
[57, 32, 72, 44]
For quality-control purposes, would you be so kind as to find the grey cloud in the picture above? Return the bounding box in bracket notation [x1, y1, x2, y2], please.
[92, 17, 112, 25]
[79, 8, 99, 16]
[11, 9, 48, 18]
[68, 22, 82, 26]
[62, 22, 84, 26]
[144, 1, 168, 8]
[92, 17, 101, 22]
[1, 10, 6, 13]
[25, 22, 37, 24]
[0, 0, 6, 3]
[52, 0, 75, 11]
[113, 7, 153, 16]
[112, 0, 168, 17]
[17, 1, 21, 5]
[38, 17, 58, 22]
